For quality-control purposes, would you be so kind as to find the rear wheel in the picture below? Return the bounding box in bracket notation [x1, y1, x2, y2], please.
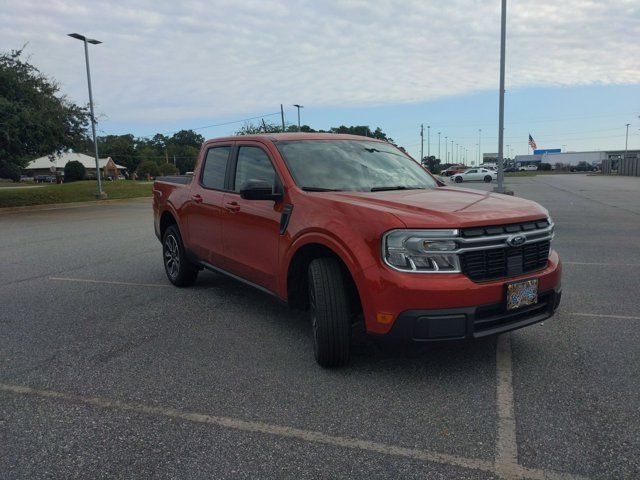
[308, 257, 351, 367]
[455, 176, 463, 183]
[484, 175, 492, 183]
[163, 224, 199, 287]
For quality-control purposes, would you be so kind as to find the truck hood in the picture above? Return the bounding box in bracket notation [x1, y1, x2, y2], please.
[322, 186, 549, 228]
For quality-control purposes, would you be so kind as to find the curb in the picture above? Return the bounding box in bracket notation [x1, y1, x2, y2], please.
[0, 196, 152, 214]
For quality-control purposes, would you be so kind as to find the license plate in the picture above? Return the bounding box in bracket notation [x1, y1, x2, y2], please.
[506, 279, 538, 310]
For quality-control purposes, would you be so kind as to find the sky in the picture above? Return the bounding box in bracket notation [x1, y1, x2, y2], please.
[1, 0, 639, 162]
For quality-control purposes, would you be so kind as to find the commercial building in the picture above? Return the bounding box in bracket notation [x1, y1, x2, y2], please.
[23, 152, 127, 179]
[514, 149, 640, 168]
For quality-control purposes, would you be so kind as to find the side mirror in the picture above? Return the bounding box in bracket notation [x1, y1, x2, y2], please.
[240, 180, 282, 201]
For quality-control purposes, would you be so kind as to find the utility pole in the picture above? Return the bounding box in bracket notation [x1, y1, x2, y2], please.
[438, 132, 441, 161]
[625, 123, 631, 153]
[420, 124, 424, 163]
[280, 104, 285, 131]
[451, 140, 454, 162]
[478, 129, 482, 165]
[427, 126, 431, 159]
[495, 0, 507, 194]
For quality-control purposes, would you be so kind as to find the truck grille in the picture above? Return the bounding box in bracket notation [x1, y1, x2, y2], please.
[461, 240, 550, 281]
[458, 220, 553, 282]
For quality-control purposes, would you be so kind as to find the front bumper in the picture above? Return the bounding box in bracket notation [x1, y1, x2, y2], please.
[357, 250, 561, 336]
[380, 288, 561, 342]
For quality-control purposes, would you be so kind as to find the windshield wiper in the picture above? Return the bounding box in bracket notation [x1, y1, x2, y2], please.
[370, 186, 425, 192]
[301, 187, 343, 192]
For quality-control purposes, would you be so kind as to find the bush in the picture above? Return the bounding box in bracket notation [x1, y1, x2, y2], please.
[158, 163, 179, 176]
[0, 161, 21, 181]
[136, 160, 160, 178]
[539, 162, 552, 171]
[64, 160, 86, 181]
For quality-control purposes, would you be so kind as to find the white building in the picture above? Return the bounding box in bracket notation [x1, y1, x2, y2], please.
[24, 152, 127, 178]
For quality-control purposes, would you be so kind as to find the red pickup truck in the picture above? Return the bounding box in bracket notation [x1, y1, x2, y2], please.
[153, 133, 561, 367]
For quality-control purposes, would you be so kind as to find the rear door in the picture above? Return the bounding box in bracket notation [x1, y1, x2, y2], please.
[221, 143, 283, 292]
[183, 143, 232, 266]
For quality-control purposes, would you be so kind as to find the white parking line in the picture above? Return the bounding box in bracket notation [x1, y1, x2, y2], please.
[49, 277, 171, 288]
[568, 312, 640, 320]
[0, 382, 588, 480]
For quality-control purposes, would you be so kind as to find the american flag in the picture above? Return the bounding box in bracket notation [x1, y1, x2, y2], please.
[528, 134, 537, 150]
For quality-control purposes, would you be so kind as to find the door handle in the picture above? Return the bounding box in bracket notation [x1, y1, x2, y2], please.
[224, 201, 241, 213]
[192, 194, 203, 204]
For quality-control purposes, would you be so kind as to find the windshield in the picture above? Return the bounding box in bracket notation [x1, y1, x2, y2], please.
[276, 140, 438, 192]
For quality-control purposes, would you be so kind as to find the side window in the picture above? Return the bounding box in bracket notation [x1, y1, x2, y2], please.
[467, 169, 477, 174]
[201, 146, 231, 189]
[234, 146, 276, 191]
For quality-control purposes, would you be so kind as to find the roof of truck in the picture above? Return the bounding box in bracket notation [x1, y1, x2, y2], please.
[205, 133, 388, 143]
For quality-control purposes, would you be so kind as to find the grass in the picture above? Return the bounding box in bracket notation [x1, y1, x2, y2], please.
[0, 180, 153, 208]
[504, 170, 572, 177]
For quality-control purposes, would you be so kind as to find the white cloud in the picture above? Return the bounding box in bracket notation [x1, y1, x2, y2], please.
[1, 0, 638, 126]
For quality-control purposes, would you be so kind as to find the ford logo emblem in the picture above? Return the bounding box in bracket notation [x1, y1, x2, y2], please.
[506, 234, 526, 247]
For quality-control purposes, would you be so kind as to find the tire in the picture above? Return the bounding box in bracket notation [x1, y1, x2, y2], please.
[484, 175, 492, 183]
[163, 224, 199, 287]
[308, 257, 351, 367]
[455, 176, 463, 183]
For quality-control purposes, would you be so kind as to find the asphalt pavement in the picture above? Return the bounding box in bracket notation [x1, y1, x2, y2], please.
[1, 174, 639, 479]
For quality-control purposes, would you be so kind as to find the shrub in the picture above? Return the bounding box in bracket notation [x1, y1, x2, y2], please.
[63, 160, 86, 181]
[158, 163, 179, 176]
[539, 163, 552, 171]
[0, 161, 21, 181]
[136, 160, 160, 178]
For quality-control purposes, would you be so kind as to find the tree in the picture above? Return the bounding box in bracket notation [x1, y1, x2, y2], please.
[0, 49, 89, 176]
[158, 163, 179, 176]
[64, 160, 86, 181]
[136, 160, 159, 178]
[422, 155, 441, 173]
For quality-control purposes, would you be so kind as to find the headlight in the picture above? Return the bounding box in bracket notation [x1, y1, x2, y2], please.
[382, 229, 461, 273]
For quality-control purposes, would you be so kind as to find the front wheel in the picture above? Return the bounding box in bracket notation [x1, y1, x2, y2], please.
[454, 176, 463, 183]
[163, 224, 199, 287]
[484, 175, 493, 183]
[308, 257, 351, 367]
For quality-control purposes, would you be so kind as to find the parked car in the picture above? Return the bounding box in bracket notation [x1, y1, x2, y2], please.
[19, 175, 34, 182]
[519, 165, 538, 171]
[570, 162, 598, 172]
[442, 164, 467, 177]
[504, 166, 518, 172]
[153, 133, 561, 367]
[450, 168, 497, 183]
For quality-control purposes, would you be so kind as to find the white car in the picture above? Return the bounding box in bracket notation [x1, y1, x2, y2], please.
[518, 165, 538, 171]
[451, 168, 497, 183]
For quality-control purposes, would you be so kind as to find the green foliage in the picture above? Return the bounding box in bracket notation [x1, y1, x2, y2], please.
[136, 160, 160, 178]
[422, 155, 441, 173]
[0, 49, 89, 172]
[0, 161, 21, 181]
[539, 162, 552, 171]
[235, 122, 395, 144]
[158, 163, 179, 176]
[63, 160, 86, 182]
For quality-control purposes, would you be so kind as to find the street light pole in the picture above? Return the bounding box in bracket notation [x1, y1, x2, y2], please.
[293, 104, 304, 131]
[625, 123, 631, 153]
[420, 124, 424, 163]
[445, 136, 448, 164]
[495, 0, 507, 194]
[68, 33, 104, 198]
[438, 132, 441, 161]
[427, 126, 430, 159]
[478, 129, 482, 166]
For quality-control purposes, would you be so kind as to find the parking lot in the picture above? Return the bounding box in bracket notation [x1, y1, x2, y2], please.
[1, 174, 639, 479]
